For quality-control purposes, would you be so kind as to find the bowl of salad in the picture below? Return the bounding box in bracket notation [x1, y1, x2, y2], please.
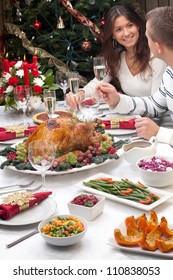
[136, 155, 173, 187]
[38, 214, 87, 246]
[68, 193, 105, 220]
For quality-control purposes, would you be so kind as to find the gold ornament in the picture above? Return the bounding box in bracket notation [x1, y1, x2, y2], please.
[81, 39, 92, 51]
[2, 192, 35, 206]
[57, 16, 65, 29]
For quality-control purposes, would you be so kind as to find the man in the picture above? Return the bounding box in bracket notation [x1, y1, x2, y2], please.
[97, 6, 173, 146]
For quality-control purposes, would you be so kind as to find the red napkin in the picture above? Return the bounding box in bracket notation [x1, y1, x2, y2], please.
[0, 126, 37, 141]
[0, 191, 52, 220]
[101, 117, 136, 129]
[80, 98, 97, 106]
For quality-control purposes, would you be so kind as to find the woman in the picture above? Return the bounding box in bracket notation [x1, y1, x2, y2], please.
[66, 4, 168, 125]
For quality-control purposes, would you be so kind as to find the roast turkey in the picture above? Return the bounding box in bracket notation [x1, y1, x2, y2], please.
[25, 115, 103, 155]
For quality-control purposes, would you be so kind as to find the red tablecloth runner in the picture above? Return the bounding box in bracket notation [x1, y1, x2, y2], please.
[0, 191, 52, 220]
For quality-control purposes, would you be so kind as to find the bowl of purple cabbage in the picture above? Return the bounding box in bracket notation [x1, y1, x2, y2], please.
[136, 155, 173, 187]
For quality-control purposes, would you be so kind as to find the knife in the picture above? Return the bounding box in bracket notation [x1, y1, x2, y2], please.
[6, 229, 39, 248]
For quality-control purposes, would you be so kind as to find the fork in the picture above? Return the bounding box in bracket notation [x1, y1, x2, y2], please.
[0, 180, 35, 190]
[0, 184, 42, 195]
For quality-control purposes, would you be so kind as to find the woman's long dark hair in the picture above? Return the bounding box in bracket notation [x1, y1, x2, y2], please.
[101, 4, 150, 88]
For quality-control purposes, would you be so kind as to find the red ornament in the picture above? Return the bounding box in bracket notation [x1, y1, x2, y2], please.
[100, 17, 105, 26]
[32, 20, 42, 30]
[81, 39, 92, 51]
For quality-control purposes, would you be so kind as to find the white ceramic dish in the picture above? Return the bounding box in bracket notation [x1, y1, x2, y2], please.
[99, 103, 109, 110]
[75, 172, 173, 211]
[0, 156, 116, 176]
[122, 136, 157, 166]
[0, 197, 57, 226]
[38, 214, 87, 246]
[68, 193, 105, 221]
[107, 222, 173, 259]
[136, 155, 173, 188]
[0, 138, 25, 145]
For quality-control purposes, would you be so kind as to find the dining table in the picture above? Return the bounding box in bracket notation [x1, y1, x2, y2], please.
[1, 102, 173, 262]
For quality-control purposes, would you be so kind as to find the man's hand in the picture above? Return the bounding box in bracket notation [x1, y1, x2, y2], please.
[135, 117, 159, 140]
[96, 83, 120, 109]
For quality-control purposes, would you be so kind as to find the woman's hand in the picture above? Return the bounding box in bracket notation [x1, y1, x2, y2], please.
[135, 117, 159, 140]
[96, 83, 120, 109]
[66, 90, 85, 111]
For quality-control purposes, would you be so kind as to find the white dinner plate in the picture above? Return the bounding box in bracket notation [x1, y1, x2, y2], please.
[107, 222, 173, 259]
[0, 138, 25, 145]
[75, 172, 173, 211]
[1, 158, 116, 176]
[100, 114, 140, 135]
[99, 103, 109, 110]
[0, 197, 57, 226]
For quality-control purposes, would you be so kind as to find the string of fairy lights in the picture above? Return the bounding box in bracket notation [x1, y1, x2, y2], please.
[7, 0, 130, 71]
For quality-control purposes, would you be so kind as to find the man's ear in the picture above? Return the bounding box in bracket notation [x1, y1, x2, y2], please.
[155, 42, 164, 54]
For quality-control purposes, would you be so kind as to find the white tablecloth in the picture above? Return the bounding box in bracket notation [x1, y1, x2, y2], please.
[1, 105, 173, 260]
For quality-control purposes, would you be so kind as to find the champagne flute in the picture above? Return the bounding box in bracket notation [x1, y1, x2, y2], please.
[14, 85, 32, 126]
[28, 140, 55, 191]
[93, 56, 106, 82]
[68, 71, 80, 95]
[78, 91, 100, 120]
[43, 89, 56, 118]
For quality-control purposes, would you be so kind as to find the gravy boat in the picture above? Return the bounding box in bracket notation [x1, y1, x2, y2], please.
[122, 136, 157, 166]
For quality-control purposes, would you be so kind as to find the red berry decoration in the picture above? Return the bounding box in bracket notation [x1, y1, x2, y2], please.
[71, 194, 99, 207]
[32, 20, 42, 30]
[7, 152, 16, 160]
[100, 17, 105, 25]
[108, 147, 117, 154]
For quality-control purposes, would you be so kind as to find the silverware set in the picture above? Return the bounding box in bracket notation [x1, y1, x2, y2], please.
[0, 180, 42, 195]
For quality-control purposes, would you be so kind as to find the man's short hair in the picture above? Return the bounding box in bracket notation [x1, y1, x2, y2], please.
[146, 6, 173, 49]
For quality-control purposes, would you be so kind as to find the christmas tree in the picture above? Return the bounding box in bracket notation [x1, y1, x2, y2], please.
[1, 0, 143, 99]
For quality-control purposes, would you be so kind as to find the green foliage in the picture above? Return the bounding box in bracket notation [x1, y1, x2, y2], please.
[5, 0, 135, 82]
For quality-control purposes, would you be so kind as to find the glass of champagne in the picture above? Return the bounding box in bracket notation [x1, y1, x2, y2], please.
[78, 91, 100, 120]
[68, 71, 80, 96]
[43, 89, 56, 118]
[14, 85, 32, 125]
[93, 56, 106, 82]
[28, 140, 55, 191]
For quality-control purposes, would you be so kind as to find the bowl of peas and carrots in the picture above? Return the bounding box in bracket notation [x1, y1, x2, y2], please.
[38, 214, 87, 246]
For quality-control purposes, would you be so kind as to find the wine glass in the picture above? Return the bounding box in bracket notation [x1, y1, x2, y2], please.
[93, 56, 106, 82]
[78, 91, 100, 120]
[68, 71, 80, 96]
[14, 85, 32, 126]
[28, 140, 55, 191]
[43, 89, 56, 118]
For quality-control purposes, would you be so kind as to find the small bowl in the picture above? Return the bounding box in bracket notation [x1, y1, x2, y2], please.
[68, 193, 105, 221]
[38, 214, 87, 246]
[136, 155, 173, 187]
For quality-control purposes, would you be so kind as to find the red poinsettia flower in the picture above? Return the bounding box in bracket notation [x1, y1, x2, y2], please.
[8, 76, 19, 86]
[31, 69, 39, 77]
[0, 86, 5, 94]
[0, 86, 5, 103]
[9, 61, 17, 67]
[33, 85, 42, 94]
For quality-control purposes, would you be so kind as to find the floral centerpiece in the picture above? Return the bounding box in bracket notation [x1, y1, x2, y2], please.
[0, 56, 59, 112]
